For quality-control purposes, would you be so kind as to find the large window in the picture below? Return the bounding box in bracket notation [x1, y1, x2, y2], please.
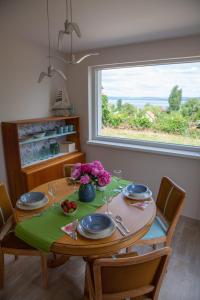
[89, 60, 200, 155]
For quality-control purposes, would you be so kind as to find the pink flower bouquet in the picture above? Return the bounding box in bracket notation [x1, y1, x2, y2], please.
[71, 161, 111, 187]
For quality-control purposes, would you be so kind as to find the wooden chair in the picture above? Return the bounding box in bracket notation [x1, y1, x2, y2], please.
[136, 176, 185, 248]
[63, 164, 74, 177]
[0, 183, 48, 288]
[85, 247, 172, 300]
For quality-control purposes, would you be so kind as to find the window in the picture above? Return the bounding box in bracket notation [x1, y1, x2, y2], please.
[89, 59, 200, 157]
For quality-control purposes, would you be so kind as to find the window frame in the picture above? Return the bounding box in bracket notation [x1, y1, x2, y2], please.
[88, 57, 200, 158]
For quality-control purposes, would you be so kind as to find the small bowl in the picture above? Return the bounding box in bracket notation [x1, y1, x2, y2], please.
[45, 130, 57, 136]
[19, 192, 46, 207]
[61, 200, 78, 216]
[126, 184, 149, 198]
[63, 207, 78, 216]
[33, 132, 46, 139]
[80, 213, 113, 234]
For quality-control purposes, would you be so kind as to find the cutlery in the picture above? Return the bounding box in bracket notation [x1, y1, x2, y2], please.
[111, 216, 126, 236]
[115, 215, 130, 233]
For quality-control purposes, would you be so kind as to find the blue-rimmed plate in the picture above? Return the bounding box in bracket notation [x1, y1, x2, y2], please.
[80, 213, 114, 235]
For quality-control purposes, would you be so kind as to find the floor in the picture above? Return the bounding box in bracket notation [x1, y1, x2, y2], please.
[0, 216, 200, 300]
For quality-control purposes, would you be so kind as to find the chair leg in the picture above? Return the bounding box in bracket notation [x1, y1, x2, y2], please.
[0, 250, 4, 289]
[40, 254, 48, 288]
[14, 255, 18, 261]
[126, 246, 132, 253]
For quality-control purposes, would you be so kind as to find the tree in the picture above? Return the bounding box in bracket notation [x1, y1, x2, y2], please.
[168, 85, 182, 111]
[121, 103, 137, 116]
[116, 99, 122, 111]
[102, 95, 111, 126]
[181, 98, 200, 121]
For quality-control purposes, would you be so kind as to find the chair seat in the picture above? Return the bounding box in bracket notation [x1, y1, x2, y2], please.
[1, 231, 35, 250]
[142, 216, 168, 240]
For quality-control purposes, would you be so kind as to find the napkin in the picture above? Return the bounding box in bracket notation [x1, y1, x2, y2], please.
[128, 200, 153, 210]
[61, 220, 78, 239]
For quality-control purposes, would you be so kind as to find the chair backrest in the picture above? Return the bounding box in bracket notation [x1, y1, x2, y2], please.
[91, 247, 171, 300]
[63, 164, 74, 177]
[156, 177, 185, 244]
[0, 183, 14, 230]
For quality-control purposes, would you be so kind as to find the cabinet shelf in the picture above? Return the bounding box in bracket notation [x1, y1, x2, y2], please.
[21, 151, 78, 168]
[19, 131, 76, 145]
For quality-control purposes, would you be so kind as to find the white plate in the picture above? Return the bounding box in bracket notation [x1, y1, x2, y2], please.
[77, 223, 116, 240]
[16, 196, 49, 210]
[122, 188, 152, 201]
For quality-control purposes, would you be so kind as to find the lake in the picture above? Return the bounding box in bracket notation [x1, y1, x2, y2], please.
[108, 96, 189, 108]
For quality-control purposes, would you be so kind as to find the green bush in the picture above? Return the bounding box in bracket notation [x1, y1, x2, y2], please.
[181, 98, 200, 121]
[129, 114, 152, 129]
[155, 112, 188, 134]
[143, 104, 162, 117]
[108, 114, 123, 128]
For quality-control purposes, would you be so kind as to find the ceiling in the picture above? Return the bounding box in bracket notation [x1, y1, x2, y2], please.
[1, 0, 200, 53]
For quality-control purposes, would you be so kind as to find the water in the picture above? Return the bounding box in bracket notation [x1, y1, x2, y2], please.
[108, 96, 189, 108]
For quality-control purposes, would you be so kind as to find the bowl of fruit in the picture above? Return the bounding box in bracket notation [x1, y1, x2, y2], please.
[61, 200, 78, 216]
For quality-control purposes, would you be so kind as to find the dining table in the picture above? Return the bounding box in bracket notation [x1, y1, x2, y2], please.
[15, 178, 156, 258]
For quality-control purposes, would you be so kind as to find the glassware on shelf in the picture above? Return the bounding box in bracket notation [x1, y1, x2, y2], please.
[32, 143, 40, 161]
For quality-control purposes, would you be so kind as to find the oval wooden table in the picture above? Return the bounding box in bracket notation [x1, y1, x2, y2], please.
[15, 178, 156, 257]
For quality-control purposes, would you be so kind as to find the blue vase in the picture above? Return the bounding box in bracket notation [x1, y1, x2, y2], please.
[78, 183, 96, 202]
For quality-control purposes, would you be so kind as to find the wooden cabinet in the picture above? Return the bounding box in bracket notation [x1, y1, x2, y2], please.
[1, 116, 85, 205]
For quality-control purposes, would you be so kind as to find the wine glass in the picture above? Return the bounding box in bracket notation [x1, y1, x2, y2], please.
[103, 191, 113, 215]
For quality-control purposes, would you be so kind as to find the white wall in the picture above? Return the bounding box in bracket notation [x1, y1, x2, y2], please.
[0, 3, 52, 184]
[66, 35, 200, 220]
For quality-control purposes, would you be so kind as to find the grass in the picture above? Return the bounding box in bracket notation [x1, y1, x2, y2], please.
[101, 127, 200, 147]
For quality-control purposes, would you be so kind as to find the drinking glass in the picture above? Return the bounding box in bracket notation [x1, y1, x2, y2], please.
[113, 169, 123, 190]
[48, 183, 57, 207]
[72, 179, 79, 197]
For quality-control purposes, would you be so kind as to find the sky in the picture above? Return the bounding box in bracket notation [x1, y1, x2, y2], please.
[102, 61, 200, 98]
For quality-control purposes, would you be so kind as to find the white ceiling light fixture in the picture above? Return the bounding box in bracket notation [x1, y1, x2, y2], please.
[38, 0, 67, 83]
[55, 0, 99, 64]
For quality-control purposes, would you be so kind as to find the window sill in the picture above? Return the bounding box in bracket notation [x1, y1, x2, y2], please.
[87, 140, 200, 160]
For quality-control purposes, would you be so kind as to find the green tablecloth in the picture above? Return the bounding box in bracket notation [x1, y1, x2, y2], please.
[15, 178, 130, 252]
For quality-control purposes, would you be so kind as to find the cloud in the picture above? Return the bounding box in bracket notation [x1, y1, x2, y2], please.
[102, 62, 200, 98]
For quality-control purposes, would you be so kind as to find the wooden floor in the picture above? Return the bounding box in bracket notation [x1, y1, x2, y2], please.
[0, 216, 200, 300]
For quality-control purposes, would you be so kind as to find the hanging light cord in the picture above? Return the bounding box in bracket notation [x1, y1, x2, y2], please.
[66, 0, 68, 20]
[69, 0, 73, 60]
[46, 0, 51, 66]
